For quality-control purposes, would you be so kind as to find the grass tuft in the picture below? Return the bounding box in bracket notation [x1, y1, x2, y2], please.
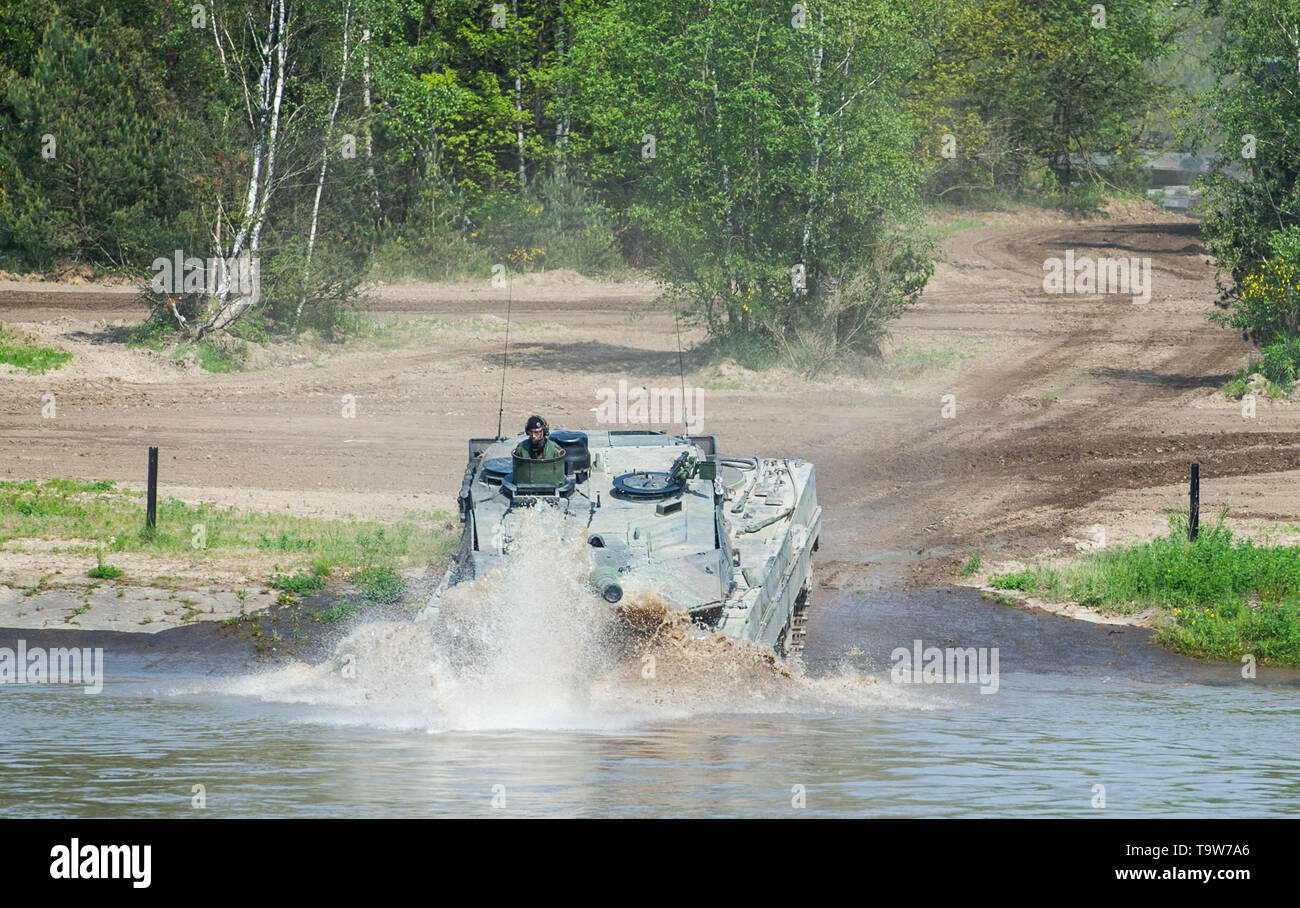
[990, 512, 1300, 664]
[0, 479, 457, 594]
[0, 322, 72, 374]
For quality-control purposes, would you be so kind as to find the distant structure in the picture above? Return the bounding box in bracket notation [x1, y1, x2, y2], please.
[1066, 149, 1220, 214]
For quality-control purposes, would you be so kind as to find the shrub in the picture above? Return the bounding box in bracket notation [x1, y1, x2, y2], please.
[354, 566, 405, 604]
[269, 566, 329, 595]
[1260, 337, 1300, 388]
[470, 176, 624, 277]
[990, 570, 1038, 591]
[1213, 226, 1300, 344]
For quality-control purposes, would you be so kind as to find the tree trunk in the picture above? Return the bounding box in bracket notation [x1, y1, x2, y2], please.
[553, 1, 570, 175]
[362, 25, 381, 217]
[198, 0, 288, 340]
[513, 0, 526, 187]
[251, 0, 288, 254]
[293, 0, 353, 335]
[801, 10, 824, 258]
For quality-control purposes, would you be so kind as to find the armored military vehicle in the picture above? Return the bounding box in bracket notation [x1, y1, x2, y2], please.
[449, 427, 820, 655]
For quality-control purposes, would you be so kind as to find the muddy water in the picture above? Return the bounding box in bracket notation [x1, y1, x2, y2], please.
[2, 518, 1297, 818]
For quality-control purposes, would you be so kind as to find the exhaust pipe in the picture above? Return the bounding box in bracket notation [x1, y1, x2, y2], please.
[590, 567, 624, 603]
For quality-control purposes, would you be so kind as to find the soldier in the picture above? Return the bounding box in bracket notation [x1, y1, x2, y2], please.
[515, 415, 566, 460]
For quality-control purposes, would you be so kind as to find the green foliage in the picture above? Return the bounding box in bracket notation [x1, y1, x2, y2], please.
[989, 570, 1039, 591]
[88, 544, 122, 579]
[6, 0, 1196, 370]
[1213, 227, 1300, 344]
[568, 0, 937, 364]
[0, 7, 208, 269]
[0, 479, 456, 581]
[0, 322, 71, 373]
[470, 176, 623, 275]
[353, 565, 405, 604]
[270, 566, 329, 596]
[258, 530, 318, 552]
[915, 0, 1179, 199]
[924, 219, 986, 241]
[125, 309, 176, 350]
[192, 338, 246, 373]
[1260, 337, 1300, 387]
[960, 555, 981, 575]
[369, 227, 490, 283]
[1189, 1, 1300, 311]
[992, 514, 1300, 664]
[1221, 372, 1252, 399]
[314, 601, 358, 623]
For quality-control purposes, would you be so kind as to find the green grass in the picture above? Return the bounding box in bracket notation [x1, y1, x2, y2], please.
[269, 565, 330, 595]
[988, 569, 1038, 591]
[0, 479, 457, 595]
[924, 218, 987, 241]
[1221, 359, 1286, 400]
[353, 565, 405, 603]
[128, 315, 247, 372]
[1221, 338, 1300, 401]
[314, 602, 358, 623]
[0, 323, 72, 374]
[189, 339, 246, 372]
[893, 346, 976, 369]
[86, 542, 124, 579]
[126, 311, 174, 350]
[990, 513, 1300, 664]
[960, 555, 981, 575]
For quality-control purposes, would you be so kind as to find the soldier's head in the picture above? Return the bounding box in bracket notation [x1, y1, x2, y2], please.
[524, 415, 548, 449]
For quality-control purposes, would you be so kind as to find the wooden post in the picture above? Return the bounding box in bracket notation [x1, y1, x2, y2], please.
[1189, 462, 1199, 543]
[146, 446, 158, 531]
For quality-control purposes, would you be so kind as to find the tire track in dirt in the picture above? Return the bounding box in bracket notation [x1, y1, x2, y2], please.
[818, 215, 1280, 571]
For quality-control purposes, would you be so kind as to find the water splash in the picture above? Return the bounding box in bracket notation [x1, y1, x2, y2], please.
[220, 507, 914, 731]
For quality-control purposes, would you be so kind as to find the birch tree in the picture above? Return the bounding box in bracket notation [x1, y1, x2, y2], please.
[182, 0, 293, 340]
[567, 0, 938, 365]
[293, 0, 354, 334]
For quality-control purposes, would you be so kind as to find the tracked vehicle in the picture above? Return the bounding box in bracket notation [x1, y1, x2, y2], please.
[449, 427, 820, 656]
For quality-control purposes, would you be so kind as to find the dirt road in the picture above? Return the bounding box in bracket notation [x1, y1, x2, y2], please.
[5, 205, 1300, 594]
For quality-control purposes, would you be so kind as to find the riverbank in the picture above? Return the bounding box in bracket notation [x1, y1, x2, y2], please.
[0, 478, 456, 656]
[958, 516, 1300, 666]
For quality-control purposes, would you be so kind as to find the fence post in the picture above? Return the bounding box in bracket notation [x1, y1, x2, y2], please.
[147, 446, 159, 531]
[1189, 463, 1199, 543]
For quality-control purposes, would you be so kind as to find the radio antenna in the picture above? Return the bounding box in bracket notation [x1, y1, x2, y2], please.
[495, 264, 513, 440]
[672, 291, 688, 439]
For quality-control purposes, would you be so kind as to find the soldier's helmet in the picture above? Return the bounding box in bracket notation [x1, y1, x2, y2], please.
[524, 415, 548, 436]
